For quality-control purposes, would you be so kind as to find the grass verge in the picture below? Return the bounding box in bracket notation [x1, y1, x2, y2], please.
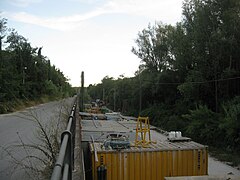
[0, 95, 62, 114]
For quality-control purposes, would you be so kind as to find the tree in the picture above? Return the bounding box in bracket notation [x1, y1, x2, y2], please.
[0, 17, 8, 62]
[132, 23, 175, 73]
[0, 18, 74, 113]
[180, 0, 240, 111]
[87, 0, 240, 161]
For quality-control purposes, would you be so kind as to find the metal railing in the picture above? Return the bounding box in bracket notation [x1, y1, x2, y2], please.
[51, 101, 77, 180]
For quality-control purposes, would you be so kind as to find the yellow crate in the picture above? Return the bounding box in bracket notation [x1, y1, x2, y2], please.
[90, 142, 208, 180]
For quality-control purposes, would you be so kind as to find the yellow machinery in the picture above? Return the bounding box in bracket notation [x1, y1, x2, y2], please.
[135, 116, 156, 147]
[85, 106, 101, 114]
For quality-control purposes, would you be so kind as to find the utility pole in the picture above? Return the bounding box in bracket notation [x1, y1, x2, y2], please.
[102, 88, 105, 102]
[139, 73, 142, 115]
[22, 66, 27, 85]
[114, 88, 116, 112]
[80, 71, 84, 112]
[214, 58, 218, 113]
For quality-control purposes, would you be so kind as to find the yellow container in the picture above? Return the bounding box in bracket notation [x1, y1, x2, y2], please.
[90, 142, 208, 180]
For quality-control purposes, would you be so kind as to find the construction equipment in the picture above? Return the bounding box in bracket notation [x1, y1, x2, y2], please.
[135, 116, 156, 147]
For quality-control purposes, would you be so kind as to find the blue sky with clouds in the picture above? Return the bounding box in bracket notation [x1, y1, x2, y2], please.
[1, 0, 183, 86]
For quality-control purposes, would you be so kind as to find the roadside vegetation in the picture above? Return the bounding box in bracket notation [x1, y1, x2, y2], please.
[87, 0, 240, 166]
[0, 18, 75, 114]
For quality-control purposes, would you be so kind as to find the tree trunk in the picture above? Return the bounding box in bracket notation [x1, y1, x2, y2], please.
[0, 37, 2, 66]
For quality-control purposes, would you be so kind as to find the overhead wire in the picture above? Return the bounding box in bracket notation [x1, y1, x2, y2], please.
[140, 76, 240, 85]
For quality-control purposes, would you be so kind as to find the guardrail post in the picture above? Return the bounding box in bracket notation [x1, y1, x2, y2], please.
[51, 100, 77, 180]
[61, 130, 72, 180]
[71, 113, 76, 170]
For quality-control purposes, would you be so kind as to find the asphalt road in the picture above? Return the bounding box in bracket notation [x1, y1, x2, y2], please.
[208, 156, 240, 176]
[0, 97, 75, 180]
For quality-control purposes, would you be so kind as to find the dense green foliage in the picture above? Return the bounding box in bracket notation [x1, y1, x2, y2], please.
[0, 18, 74, 113]
[88, 0, 240, 153]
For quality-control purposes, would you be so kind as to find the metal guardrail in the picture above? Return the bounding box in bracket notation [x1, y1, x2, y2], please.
[51, 101, 77, 180]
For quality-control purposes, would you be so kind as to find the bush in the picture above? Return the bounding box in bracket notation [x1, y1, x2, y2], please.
[182, 105, 221, 145]
[44, 80, 59, 97]
[140, 104, 186, 132]
[220, 96, 240, 151]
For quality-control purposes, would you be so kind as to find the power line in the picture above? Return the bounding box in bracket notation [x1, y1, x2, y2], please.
[141, 76, 240, 85]
[186, 76, 240, 84]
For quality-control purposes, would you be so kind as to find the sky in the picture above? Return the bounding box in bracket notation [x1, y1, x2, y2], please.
[1, 0, 183, 86]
